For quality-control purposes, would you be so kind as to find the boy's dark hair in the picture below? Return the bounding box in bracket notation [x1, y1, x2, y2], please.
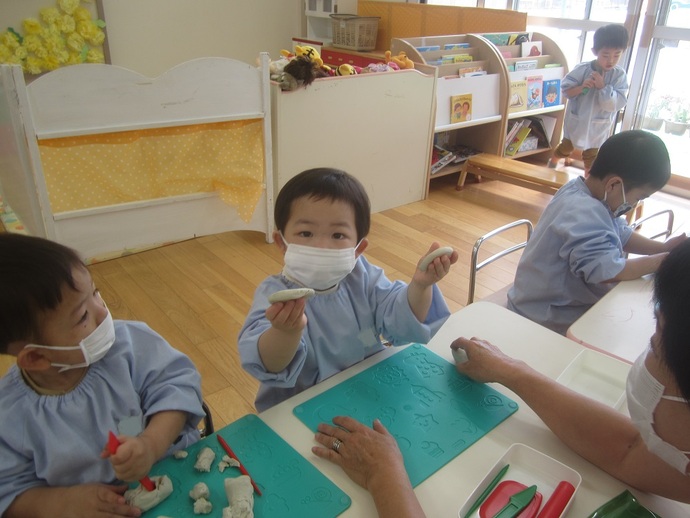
[655, 238, 690, 400]
[0, 234, 85, 353]
[593, 24, 628, 51]
[275, 168, 371, 241]
[588, 130, 670, 190]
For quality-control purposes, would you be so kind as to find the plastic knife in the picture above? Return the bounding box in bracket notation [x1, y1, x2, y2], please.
[491, 484, 537, 518]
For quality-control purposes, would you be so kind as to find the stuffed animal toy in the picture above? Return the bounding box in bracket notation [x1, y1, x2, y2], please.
[385, 50, 415, 70]
[275, 55, 329, 91]
[334, 63, 357, 76]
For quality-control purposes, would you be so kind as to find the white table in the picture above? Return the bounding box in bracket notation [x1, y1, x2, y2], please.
[566, 276, 655, 364]
[260, 302, 688, 517]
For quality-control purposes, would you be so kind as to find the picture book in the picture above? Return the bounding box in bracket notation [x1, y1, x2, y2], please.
[444, 43, 471, 50]
[450, 93, 473, 123]
[515, 60, 538, 71]
[504, 120, 524, 150]
[431, 145, 456, 175]
[415, 45, 441, 52]
[508, 79, 527, 113]
[458, 65, 484, 77]
[505, 122, 533, 156]
[526, 75, 543, 109]
[543, 79, 561, 107]
[521, 40, 542, 58]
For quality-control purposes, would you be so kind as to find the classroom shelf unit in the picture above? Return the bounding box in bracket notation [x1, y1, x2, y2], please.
[391, 32, 569, 182]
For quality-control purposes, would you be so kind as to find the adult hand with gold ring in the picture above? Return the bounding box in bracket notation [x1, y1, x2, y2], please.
[312, 416, 425, 518]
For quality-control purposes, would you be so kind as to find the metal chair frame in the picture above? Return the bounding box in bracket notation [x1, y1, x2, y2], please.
[630, 208, 674, 241]
[467, 219, 533, 305]
[200, 401, 215, 438]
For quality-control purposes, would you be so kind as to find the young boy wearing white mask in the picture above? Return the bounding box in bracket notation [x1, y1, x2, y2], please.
[0, 234, 204, 518]
[507, 130, 688, 335]
[238, 168, 458, 411]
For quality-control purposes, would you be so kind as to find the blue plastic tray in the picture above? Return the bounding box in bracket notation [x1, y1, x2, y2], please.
[142, 414, 351, 517]
[294, 344, 519, 487]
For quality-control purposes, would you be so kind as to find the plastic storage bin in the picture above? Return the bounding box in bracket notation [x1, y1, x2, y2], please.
[330, 14, 380, 51]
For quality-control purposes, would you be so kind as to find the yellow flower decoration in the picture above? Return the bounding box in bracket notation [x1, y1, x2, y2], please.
[58, 0, 80, 15]
[0, 0, 105, 74]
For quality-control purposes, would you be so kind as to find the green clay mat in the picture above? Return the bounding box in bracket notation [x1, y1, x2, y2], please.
[293, 343, 519, 487]
[141, 414, 351, 517]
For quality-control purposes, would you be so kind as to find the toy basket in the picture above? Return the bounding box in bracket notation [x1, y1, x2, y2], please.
[330, 14, 380, 51]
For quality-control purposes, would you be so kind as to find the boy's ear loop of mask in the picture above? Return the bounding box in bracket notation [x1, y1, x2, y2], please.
[603, 181, 633, 218]
[25, 310, 116, 372]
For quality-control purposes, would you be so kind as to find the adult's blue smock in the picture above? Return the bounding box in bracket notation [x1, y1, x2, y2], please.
[0, 320, 204, 515]
[238, 255, 451, 411]
[562, 60, 628, 150]
[507, 177, 633, 335]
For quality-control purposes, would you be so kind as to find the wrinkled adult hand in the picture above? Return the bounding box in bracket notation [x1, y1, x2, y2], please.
[451, 336, 522, 385]
[312, 416, 408, 491]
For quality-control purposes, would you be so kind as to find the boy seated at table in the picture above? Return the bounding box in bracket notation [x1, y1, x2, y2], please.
[0, 234, 204, 518]
[238, 168, 458, 411]
[507, 130, 687, 334]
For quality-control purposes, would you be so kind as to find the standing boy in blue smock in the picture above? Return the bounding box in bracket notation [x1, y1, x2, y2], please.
[508, 130, 688, 335]
[238, 168, 458, 411]
[548, 24, 629, 172]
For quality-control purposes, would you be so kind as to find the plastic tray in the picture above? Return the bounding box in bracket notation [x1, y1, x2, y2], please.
[458, 443, 582, 518]
[556, 349, 630, 411]
[294, 343, 519, 487]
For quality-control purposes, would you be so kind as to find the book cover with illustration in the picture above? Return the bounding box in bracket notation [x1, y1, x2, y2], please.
[508, 80, 527, 113]
[515, 60, 538, 71]
[521, 40, 542, 58]
[505, 121, 532, 156]
[450, 93, 473, 123]
[431, 145, 456, 174]
[543, 79, 562, 107]
[526, 75, 543, 109]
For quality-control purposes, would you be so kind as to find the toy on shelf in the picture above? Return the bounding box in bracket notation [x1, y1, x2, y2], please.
[385, 50, 415, 70]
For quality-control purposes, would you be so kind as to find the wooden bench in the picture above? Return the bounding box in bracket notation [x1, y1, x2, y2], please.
[457, 153, 578, 195]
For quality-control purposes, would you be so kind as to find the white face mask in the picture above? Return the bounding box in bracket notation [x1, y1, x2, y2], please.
[282, 238, 359, 291]
[26, 310, 116, 372]
[626, 351, 690, 474]
[603, 182, 633, 218]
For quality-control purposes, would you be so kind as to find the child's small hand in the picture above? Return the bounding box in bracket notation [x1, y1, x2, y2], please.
[582, 76, 596, 90]
[102, 435, 156, 483]
[590, 71, 605, 89]
[266, 298, 308, 333]
[665, 233, 688, 252]
[413, 243, 458, 286]
[62, 483, 142, 517]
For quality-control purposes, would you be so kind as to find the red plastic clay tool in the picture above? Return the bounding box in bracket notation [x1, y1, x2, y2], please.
[107, 431, 156, 492]
[535, 481, 576, 518]
[217, 434, 262, 496]
[479, 480, 542, 518]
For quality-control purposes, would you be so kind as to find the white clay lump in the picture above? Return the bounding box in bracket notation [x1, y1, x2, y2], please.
[267, 288, 315, 303]
[189, 482, 210, 500]
[124, 475, 174, 512]
[194, 447, 216, 472]
[222, 475, 255, 518]
[193, 497, 213, 515]
[218, 454, 240, 472]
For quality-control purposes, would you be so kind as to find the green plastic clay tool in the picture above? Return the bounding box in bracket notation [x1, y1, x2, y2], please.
[492, 484, 538, 518]
[464, 464, 510, 518]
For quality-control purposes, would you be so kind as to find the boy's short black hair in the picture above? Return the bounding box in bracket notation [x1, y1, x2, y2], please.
[593, 24, 628, 51]
[0, 234, 85, 353]
[275, 168, 371, 241]
[588, 130, 670, 190]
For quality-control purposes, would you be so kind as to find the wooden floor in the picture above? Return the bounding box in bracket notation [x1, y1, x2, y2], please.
[3, 173, 689, 428]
